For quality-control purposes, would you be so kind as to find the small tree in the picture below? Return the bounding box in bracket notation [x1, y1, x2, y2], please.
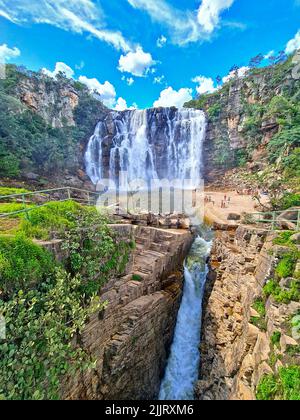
[249, 53, 264, 68]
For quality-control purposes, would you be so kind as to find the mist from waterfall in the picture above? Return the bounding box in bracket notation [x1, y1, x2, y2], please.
[85, 108, 206, 188]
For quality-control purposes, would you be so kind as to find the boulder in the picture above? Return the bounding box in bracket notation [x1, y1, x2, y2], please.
[227, 213, 241, 221]
[25, 172, 39, 181]
[291, 233, 300, 244]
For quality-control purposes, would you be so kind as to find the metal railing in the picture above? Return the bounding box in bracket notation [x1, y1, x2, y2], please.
[245, 208, 300, 231]
[0, 187, 101, 220]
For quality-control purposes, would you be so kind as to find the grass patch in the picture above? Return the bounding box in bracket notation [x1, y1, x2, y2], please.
[132, 274, 143, 282]
[0, 233, 55, 298]
[0, 187, 30, 197]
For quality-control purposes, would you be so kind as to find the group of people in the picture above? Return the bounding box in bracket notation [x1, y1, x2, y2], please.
[236, 188, 259, 197]
[205, 194, 231, 209]
[221, 194, 231, 209]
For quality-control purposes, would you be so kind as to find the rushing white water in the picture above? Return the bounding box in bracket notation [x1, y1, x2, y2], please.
[85, 108, 206, 187]
[159, 236, 212, 401]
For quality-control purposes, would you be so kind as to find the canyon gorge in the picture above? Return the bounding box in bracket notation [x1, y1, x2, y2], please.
[0, 54, 299, 401]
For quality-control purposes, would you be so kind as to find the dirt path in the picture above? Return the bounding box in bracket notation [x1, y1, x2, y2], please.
[204, 190, 268, 225]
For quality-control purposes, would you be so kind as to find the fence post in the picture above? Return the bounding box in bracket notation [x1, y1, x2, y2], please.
[87, 192, 90, 206]
[271, 211, 276, 231]
[22, 194, 29, 221]
[67, 188, 71, 201]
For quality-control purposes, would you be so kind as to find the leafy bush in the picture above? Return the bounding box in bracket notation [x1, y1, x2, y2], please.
[0, 234, 55, 297]
[257, 366, 300, 400]
[271, 331, 281, 347]
[253, 299, 266, 317]
[0, 269, 104, 400]
[276, 193, 300, 210]
[263, 279, 300, 304]
[273, 231, 295, 246]
[276, 251, 299, 279]
[207, 103, 221, 120]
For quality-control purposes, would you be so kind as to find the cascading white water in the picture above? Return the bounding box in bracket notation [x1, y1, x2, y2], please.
[159, 236, 212, 401]
[85, 108, 206, 187]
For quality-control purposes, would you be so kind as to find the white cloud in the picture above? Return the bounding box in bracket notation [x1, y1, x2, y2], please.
[118, 47, 156, 77]
[114, 97, 128, 111]
[42, 62, 74, 79]
[127, 0, 236, 45]
[122, 76, 135, 86]
[222, 66, 249, 83]
[192, 75, 216, 94]
[75, 60, 85, 70]
[153, 86, 193, 108]
[78, 75, 117, 108]
[264, 50, 275, 60]
[197, 0, 235, 33]
[0, 0, 132, 52]
[114, 97, 138, 111]
[0, 43, 20, 63]
[157, 35, 167, 48]
[285, 30, 300, 55]
[154, 75, 165, 84]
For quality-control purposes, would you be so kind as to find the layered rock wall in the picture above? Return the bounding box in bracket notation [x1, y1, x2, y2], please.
[62, 225, 193, 400]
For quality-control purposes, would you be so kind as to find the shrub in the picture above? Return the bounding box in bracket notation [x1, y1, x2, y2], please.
[256, 366, 300, 400]
[271, 331, 281, 347]
[273, 231, 295, 246]
[0, 269, 104, 400]
[0, 233, 55, 297]
[132, 274, 142, 282]
[263, 279, 300, 304]
[276, 251, 299, 279]
[276, 193, 300, 210]
[253, 299, 266, 317]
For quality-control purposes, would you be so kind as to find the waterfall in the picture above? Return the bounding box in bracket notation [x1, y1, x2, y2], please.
[159, 236, 212, 400]
[85, 108, 206, 188]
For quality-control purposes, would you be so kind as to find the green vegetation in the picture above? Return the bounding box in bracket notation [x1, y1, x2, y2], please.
[271, 331, 281, 347]
[253, 298, 266, 317]
[0, 187, 30, 197]
[276, 251, 299, 279]
[0, 200, 133, 400]
[0, 64, 105, 179]
[250, 316, 267, 331]
[273, 231, 295, 246]
[256, 366, 300, 400]
[132, 274, 143, 282]
[0, 234, 55, 298]
[263, 279, 300, 304]
[276, 193, 300, 210]
[0, 269, 104, 400]
[207, 103, 222, 120]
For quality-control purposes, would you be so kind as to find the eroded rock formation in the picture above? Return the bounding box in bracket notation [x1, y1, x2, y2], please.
[62, 224, 193, 400]
[197, 225, 300, 400]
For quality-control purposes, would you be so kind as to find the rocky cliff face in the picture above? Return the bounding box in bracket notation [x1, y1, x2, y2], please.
[0, 65, 109, 187]
[61, 225, 193, 400]
[197, 226, 300, 400]
[186, 56, 298, 184]
[16, 76, 79, 128]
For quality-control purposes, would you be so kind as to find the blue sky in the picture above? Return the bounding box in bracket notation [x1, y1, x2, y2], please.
[0, 0, 300, 109]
